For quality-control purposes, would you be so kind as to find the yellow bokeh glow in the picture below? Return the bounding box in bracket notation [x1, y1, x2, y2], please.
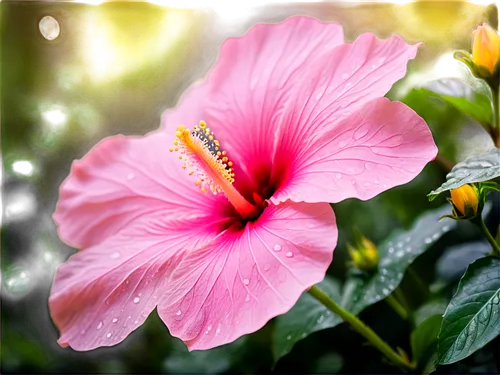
[80, 7, 194, 83]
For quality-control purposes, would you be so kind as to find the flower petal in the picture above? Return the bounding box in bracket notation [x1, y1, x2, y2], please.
[204, 16, 344, 194]
[161, 80, 209, 134]
[54, 130, 231, 249]
[273, 33, 420, 171]
[49, 211, 219, 351]
[157, 201, 336, 350]
[271, 98, 437, 204]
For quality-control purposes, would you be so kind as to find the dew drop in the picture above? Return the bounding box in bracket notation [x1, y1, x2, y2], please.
[301, 332, 307, 338]
[97, 321, 103, 330]
[273, 244, 282, 252]
[405, 246, 412, 253]
[176, 310, 182, 316]
[285, 252, 293, 258]
[133, 297, 140, 304]
[106, 332, 112, 338]
[286, 334, 292, 340]
[431, 233, 439, 241]
[424, 237, 432, 244]
[207, 324, 212, 331]
[397, 242, 403, 248]
[382, 288, 389, 294]
[243, 278, 250, 286]
[388, 247, 395, 254]
[396, 251, 404, 258]
[317, 315, 325, 324]
[216, 326, 221, 335]
[442, 225, 450, 232]
[112, 318, 118, 323]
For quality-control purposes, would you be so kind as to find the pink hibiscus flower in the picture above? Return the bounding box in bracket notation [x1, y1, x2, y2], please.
[50, 16, 437, 351]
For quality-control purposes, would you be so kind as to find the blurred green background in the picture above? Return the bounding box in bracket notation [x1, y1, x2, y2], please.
[1, 1, 498, 373]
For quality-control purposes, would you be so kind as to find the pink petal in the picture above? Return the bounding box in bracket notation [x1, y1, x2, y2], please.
[272, 34, 420, 179]
[161, 80, 208, 134]
[203, 16, 344, 195]
[157, 201, 336, 350]
[50, 211, 220, 351]
[54, 130, 232, 249]
[271, 98, 437, 204]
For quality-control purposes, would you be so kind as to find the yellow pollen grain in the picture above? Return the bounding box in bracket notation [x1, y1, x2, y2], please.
[172, 121, 235, 192]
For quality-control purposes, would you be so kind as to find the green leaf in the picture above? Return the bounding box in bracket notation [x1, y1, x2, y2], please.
[411, 314, 443, 371]
[429, 148, 500, 199]
[272, 277, 342, 363]
[342, 205, 457, 314]
[437, 256, 500, 365]
[423, 79, 492, 127]
[480, 181, 500, 193]
[414, 299, 449, 326]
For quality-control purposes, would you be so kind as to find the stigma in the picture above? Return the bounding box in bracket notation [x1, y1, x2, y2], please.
[170, 121, 259, 220]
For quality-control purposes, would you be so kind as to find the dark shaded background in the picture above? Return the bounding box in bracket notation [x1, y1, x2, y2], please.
[2, 1, 498, 373]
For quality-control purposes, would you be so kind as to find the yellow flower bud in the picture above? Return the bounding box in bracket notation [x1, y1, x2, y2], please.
[348, 234, 379, 271]
[472, 23, 500, 75]
[450, 184, 479, 217]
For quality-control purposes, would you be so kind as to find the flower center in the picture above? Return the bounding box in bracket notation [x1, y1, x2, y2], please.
[170, 121, 260, 220]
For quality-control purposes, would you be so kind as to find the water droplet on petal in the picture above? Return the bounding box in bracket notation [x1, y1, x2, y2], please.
[176, 310, 182, 316]
[273, 244, 282, 252]
[285, 252, 293, 258]
[97, 321, 103, 330]
[112, 318, 118, 323]
[243, 278, 249, 286]
[133, 297, 140, 304]
[106, 332, 112, 338]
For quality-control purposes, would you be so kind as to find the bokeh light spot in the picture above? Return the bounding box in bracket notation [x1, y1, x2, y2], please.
[12, 161, 34, 177]
[39, 16, 60, 41]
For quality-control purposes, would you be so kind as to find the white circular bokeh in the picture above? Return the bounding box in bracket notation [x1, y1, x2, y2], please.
[39, 15, 60, 40]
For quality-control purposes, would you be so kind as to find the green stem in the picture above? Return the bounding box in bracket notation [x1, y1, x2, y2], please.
[308, 285, 414, 371]
[491, 87, 500, 147]
[477, 216, 500, 256]
[407, 267, 428, 297]
[394, 287, 411, 311]
[386, 294, 409, 320]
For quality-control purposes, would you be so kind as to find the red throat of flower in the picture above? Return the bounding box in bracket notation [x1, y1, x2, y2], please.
[170, 121, 260, 221]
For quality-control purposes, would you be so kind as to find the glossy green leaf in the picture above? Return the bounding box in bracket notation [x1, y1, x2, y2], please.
[423, 79, 492, 126]
[272, 277, 342, 363]
[411, 314, 443, 370]
[414, 299, 449, 326]
[429, 148, 500, 199]
[342, 205, 457, 314]
[437, 256, 500, 364]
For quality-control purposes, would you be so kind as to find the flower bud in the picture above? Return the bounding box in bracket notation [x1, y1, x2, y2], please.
[449, 184, 479, 218]
[472, 23, 500, 76]
[348, 232, 379, 271]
